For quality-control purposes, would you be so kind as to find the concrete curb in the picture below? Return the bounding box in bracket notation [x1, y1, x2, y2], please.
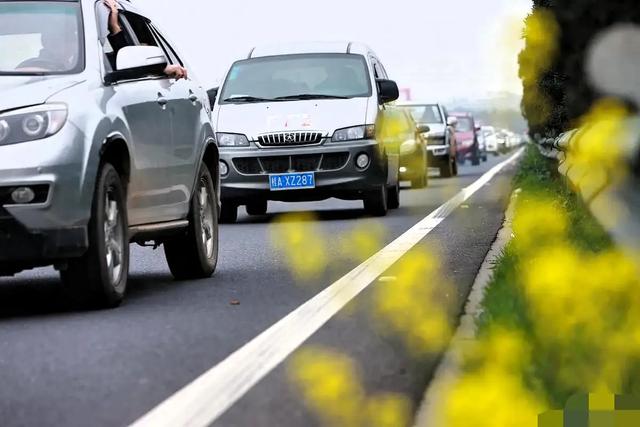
[412, 189, 520, 426]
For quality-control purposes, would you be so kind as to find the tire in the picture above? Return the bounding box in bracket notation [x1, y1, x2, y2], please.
[164, 162, 218, 280]
[363, 185, 388, 217]
[220, 201, 238, 224]
[471, 153, 481, 166]
[246, 200, 267, 216]
[60, 163, 129, 308]
[411, 170, 428, 189]
[387, 182, 400, 210]
[482, 155, 488, 162]
[440, 157, 453, 178]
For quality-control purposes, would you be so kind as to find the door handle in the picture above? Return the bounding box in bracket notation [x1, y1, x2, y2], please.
[157, 93, 168, 108]
[188, 90, 199, 104]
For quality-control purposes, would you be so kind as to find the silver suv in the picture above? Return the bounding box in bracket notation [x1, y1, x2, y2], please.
[0, 0, 220, 307]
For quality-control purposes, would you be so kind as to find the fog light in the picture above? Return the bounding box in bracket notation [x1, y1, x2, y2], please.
[399, 166, 407, 173]
[355, 153, 370, 169]
[11, 187, 35, 204]
[219, 160, 229, 177]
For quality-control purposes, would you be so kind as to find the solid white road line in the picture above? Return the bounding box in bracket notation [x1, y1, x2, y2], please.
[130, 148, 525, 427]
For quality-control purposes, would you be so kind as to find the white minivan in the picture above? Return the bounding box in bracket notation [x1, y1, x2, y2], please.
[209, 42, 401, 222]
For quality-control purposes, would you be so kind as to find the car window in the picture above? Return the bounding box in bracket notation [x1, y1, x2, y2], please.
[122, 12, 157, 46]
[0, 1, 84, 75]
[454, 117, 473, 132]
[404, 105, 443, 124]
[150, 25, 183, 67]
[220, 53, 372, 102]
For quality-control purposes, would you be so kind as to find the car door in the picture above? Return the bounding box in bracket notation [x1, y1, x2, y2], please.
[98, 7, 174, 226]
[371, 57, 400, 185]
[150, 26, 203, 219]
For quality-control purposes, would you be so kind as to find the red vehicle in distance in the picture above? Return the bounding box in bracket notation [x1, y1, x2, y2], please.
[450, 112, 483, 166]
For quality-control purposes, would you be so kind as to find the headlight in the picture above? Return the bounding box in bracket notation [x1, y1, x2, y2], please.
[0, 104, 67, 146]
[332, 125, 375, 142]
[216, 133, 249, 147]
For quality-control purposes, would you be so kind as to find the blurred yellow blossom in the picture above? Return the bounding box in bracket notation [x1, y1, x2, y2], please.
[372, 250, 452, 355]
[270, 212, 328, 281]
[289, 347, 365, 427]
[512, 195, 568, 254]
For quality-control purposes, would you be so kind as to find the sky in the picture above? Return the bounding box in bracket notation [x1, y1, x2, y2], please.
[137, 0, 532, 104]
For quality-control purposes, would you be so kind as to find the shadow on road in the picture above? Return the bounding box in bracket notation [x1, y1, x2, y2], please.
[0, 272, 183, 319]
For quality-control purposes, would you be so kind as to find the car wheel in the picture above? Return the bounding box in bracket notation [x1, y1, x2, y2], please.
[363, 185, 388, 217]
[246, 200, 267, 216]
[387, 181, 400, 210]
[60, 163, 129, 308]
[482, 155, 488, 162]
[411, 170, 428, 189]
[471, 152, 481, 166]
[164, 162, 218, 280]
[440, 157, 453, 178]
[220, 201, 238, 224]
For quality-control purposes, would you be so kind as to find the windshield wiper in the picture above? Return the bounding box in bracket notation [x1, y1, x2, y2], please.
[223, 96, 275, 103]
[274, 94, 352, 101]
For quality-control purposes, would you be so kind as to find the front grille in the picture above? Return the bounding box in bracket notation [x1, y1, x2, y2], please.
[258, 132, 323, 147]
[232, 153, 349, 175]
[320, 153, 349, 170]
[233, 158, 262, 175]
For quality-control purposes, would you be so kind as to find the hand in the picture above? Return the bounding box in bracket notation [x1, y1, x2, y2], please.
[103, 0, 121, 34]
[164, 64, 188, 80]
[103, 0, 118, 12]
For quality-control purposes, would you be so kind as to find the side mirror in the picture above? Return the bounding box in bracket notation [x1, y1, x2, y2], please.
[377, 79, 399, 104]
[475, 125, 481, 132]
[447, 116, 458, 127]
[207, 87, 219, 109]
[416, 124, 431, 134]
[105, 46, 168, 84]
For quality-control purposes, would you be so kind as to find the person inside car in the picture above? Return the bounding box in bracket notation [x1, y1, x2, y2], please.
[103, 0, 187, 79]
[16, 26, 79, 72]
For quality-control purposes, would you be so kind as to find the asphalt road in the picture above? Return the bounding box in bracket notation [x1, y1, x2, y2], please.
[0, 153, 518, 427]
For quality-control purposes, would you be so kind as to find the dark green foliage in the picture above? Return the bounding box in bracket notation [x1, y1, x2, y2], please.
[521, 0, 640, 136]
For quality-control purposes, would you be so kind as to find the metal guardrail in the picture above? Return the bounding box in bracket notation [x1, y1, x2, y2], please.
[535, 126, 640, 252]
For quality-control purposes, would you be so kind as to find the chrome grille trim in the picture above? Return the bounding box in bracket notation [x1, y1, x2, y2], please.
[257, 131, 324, 148]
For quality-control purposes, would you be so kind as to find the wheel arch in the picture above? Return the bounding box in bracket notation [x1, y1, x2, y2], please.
[100, 132, 131, 187]
[200, 138, 221, 209]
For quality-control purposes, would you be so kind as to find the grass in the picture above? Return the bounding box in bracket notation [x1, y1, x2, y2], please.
[475, 145, 614, 406]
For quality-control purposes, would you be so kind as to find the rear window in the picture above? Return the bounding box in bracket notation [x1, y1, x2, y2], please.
[404, 105, 443, 124]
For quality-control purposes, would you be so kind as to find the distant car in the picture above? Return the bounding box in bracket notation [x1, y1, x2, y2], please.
[396, 109, 429, 188]
[450, 112, 482, 166]
[399, 103, 458, 178]
[496, 129, 509, 154]
[476, 127, 488, 162]
[210, 42, 401, 221]
[481, 126, 499, 156]
[0, 0, 219, 307]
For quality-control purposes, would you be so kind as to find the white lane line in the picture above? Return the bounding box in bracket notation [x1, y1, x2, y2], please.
[130, 148, 525, 427]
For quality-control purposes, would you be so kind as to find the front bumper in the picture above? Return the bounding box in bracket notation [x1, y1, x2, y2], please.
[0, 209, 88, 266]
[219, 140, 388, 202]
[427, 145, 450, 167]
[0, 123, 93, 266]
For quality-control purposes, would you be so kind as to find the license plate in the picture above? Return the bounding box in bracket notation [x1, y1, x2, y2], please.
[269, 172, 316, 191]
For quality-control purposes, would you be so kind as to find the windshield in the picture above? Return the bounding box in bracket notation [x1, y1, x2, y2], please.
[405, 105, 443, 124]
[0, 1, 84, 75]
[454, 117, 473, 132]
[219, 54, 371, 103]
